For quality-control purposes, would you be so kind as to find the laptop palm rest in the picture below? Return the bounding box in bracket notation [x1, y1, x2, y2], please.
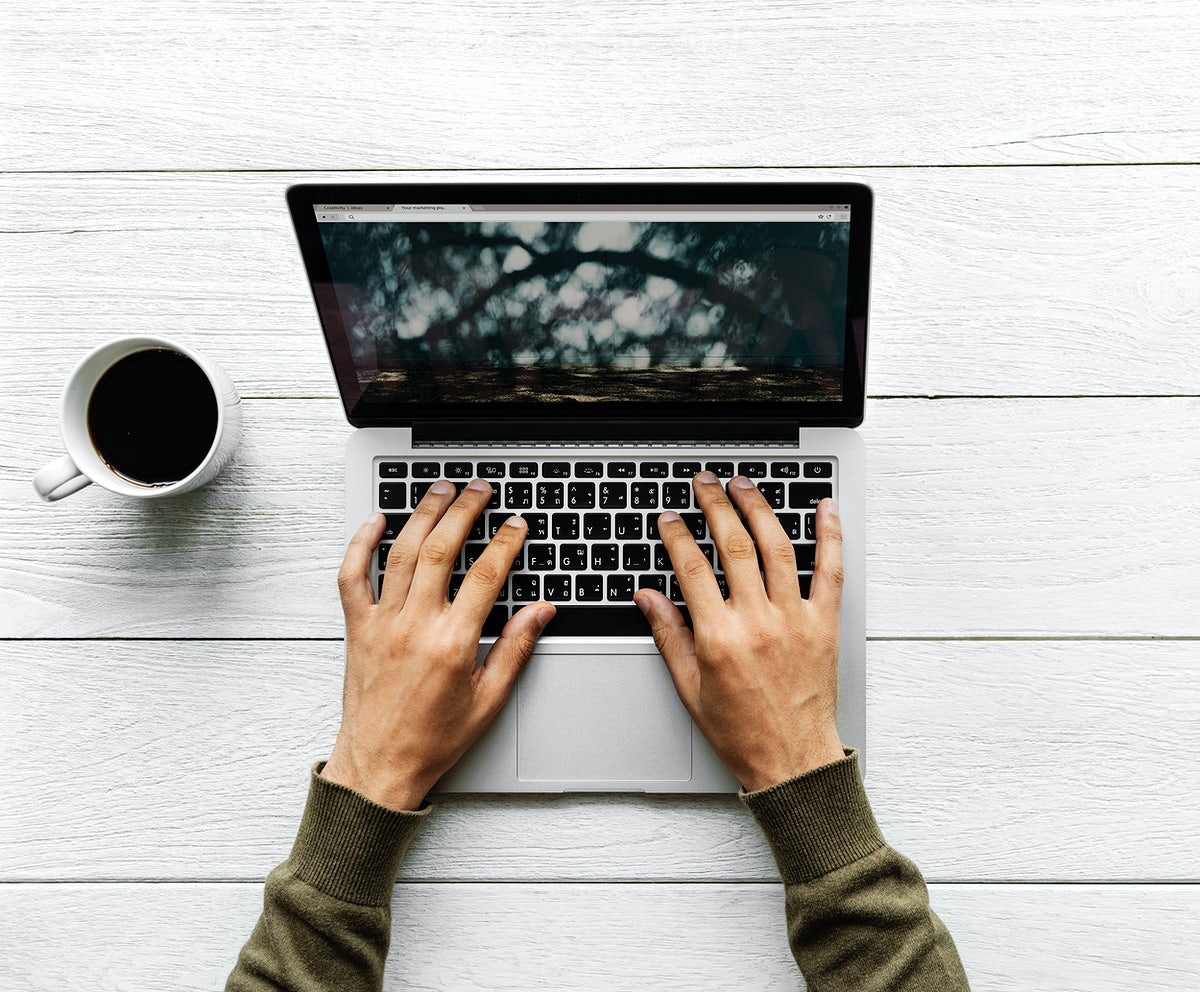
[517, 652, 693, 783]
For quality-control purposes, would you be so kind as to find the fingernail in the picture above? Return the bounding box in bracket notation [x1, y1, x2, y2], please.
[367, 511, 382, 524]
[825, 498, 839, 517]
[729, 476, 755, 489]
[535, 606, 556, 629]
[430, 480, 454, 495]
[695, 470, 718, 484]
[503, 515, 526, 529]
[659, 511, 682, 524]
[467, 479, 492, 492]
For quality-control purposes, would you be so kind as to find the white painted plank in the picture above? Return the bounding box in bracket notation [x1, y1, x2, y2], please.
[4, 1, 1199, 170]
[3, 640, 1197, 881]
[5, 397, 1199, 638]
[4, 167, 1200, 398]
[2, 882, 1198, 992]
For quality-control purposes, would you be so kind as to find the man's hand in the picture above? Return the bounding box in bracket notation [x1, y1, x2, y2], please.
[634, 472, 845, 792]
[322, 479, 555, 811]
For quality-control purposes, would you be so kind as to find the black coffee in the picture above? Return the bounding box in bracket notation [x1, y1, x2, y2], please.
[87, 349, 219, 485]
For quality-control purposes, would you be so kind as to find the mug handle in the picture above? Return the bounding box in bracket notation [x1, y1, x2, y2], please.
[33, 454, 92, 502]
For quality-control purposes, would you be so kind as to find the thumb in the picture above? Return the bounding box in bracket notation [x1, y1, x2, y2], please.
[634, 590, 701, 713]
[476, 601, 555, 702]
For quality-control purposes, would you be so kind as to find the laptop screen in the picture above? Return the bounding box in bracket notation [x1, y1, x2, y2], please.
[288, 184, 871, 427]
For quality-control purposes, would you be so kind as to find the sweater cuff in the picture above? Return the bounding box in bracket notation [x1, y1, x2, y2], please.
[740, 748, 886, 884]
[286, 762, 433, 907]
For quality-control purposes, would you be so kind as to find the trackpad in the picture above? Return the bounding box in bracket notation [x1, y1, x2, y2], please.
[517, 654, 693, 782]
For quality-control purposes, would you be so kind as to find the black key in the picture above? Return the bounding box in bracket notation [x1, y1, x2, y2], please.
[575, 575, 604, 601]
[488, 512, 514, 538]
[552, 512, 580, 540]
[505, 482, 533, 509]
[536, 482, 564, 508]
[575, 462, 604, 478]
[481, 606, 508, 637]
[543, 461, 571, 478]
[511, 462, 539, 478]
[669, 576, 685, 603]
[379, 461, 408, 478]
[377, 574, 385, 598]
[794, 543, 816, 571]
[591, 543, 619, 571]
[799, 574, 813, 598]
[680, 512, 707, 540]
[468, 515, 485, 541]
[629, 482, 659, 509]
[568, 482, 596, 508]
[771, 461, 800, 478]
[544, 574, 572, 602]
[805, 512, 816, 541]
[779, 513, 804, 541]
[445, 461, 474, 479]
[478, 462, 506, 478]
[412, 461, 441, 478]
[623, 543, 651, 571]
[410, 482, 434, 507]
[804, 462, 834, 479]
[599, 482, 627, 508]
[383, 513, 411, 540]
[696, 543, 715, 565]
[738, 461, 767, 478]
[560, 544, 588, 570]
[705, 461, 735, 478]
[527, 543, 556, 570]
[379, 482, 407, 509]
[653, 543, 671, 570]
[662, 483, 690, 509]
[759, 482, 785, 508]
[637, 575, 667, 595]
[583, 513, 611, 540]
[608, 462, 637, 477]
[614, 513, 642, 540]
[607, 574, 635, 602]
[715, 574, 730, 599]
[464, 543, 488, 569]
[378, 543, 393, 570]
[486, 484, 501, 509]
[495, 578, 510, 601]
[789, 482, 833, 508]
[512, 574, 541, 602]
[640, 462, 669, 478]
[448, 573, 466, 601]
[646, 514, 660, 540]
[525, 512, 549, 540]
[673, 461, 703, 478]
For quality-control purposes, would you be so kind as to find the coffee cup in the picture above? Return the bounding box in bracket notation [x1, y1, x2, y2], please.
[33, 336, 242, 502]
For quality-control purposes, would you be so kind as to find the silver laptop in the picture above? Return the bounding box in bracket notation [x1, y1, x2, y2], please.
[287, 182, 871, 792]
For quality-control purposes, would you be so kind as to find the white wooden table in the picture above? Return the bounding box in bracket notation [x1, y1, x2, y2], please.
[3, 2, 1200, 988]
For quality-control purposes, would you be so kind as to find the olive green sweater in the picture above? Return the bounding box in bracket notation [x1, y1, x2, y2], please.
[226, 750, 969, 990]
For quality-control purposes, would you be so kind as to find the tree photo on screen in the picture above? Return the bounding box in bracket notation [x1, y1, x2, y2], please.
[319, 218, 849, 403]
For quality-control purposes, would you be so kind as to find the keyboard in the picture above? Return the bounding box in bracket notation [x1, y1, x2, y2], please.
[374, 456, 836, 637]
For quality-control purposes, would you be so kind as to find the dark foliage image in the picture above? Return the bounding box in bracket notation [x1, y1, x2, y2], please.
[319, 218, 849, 403]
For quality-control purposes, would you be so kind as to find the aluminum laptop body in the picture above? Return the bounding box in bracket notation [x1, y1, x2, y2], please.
[287, 182, 871, 793]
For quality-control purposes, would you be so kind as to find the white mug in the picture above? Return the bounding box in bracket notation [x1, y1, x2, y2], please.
[33, 336, 242, 502]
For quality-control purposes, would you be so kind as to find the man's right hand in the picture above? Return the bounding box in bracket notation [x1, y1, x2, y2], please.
[633, 472, 846, 792]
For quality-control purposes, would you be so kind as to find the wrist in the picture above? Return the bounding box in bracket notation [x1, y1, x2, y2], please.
[738, 731, 846, 793]
[320, 752, 433, 812]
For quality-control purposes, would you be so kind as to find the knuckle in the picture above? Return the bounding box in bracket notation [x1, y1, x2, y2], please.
[720, 534, 757, 562]
[336, 567, 357, 593]
[469, 559, 503, 587]
[680, 555, 712, 580]
[823, 561, 845, 588]
[765, 542, 796, 566]
[419, 535, 458, 567]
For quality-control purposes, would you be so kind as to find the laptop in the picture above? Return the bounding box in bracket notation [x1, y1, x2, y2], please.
[287, 182, 870, 792]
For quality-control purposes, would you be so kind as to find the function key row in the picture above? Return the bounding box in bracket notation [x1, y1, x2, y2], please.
[380, 460, 833, 480]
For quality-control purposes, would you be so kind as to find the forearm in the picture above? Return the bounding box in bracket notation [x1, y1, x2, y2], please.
[226, 763, 430, 992]
[743, 750, 970, 991]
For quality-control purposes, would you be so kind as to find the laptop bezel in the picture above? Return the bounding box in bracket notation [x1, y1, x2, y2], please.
[287, 181, 872, 429]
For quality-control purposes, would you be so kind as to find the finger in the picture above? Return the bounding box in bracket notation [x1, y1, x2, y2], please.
[657, 510, 725, 617]
[337, 512, 386, 623]
[691, 471, 766, 605]
[726, 476, 801, 602]
[379, 479, 458, 609]
[451, 514, 528, 626]
[475, 601, 555, 708]
[634, 589, 701, 715]
[809, 498, 844, 610]
[407, 478, 495, 609]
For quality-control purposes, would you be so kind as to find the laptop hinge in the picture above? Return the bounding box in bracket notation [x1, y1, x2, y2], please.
[412, 419, 801, 448]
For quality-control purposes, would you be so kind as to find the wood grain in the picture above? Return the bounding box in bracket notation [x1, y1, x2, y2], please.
[4, 1, 1199, 171]
[4, 167, 1200, 398]
[6, 396, 1199, 639]
[4, 639, 1197, 882]
[3, 881, 1197, 992]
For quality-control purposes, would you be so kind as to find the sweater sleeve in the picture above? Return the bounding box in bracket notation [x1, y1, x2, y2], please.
[225, 763, 431, 992]
[741, 749, 970, 991]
